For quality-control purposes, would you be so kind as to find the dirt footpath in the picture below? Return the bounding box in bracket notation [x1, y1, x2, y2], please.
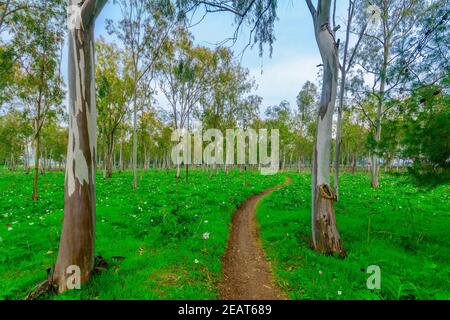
[219, 177, 292, 300]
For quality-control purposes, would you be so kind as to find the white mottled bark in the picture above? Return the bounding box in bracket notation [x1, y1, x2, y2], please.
[53, 0, 107, 293]
[307, 0, 345, 256]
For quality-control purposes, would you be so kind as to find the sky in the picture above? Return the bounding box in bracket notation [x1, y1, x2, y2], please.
[90, 1, 349, 113]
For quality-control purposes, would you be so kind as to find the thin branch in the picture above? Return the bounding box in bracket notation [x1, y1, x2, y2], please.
[81, 0, 108, 29]
[305, 0, 316, 17]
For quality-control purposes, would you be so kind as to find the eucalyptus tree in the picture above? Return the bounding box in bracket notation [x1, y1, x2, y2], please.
[304, 0, 345, 255]
[8, 0, 65, 201]
[200, 61, 255, 130]
[265, 100, 293, 170]
[0, 110, 31, 170]
[352, 0, 425, 188]
[96, 38, 133, 178]
[296, 81, 317, 136]
[340, 111, 369, 173]
[107, 0, 177, 189]
[1, 1, 58, 106]
[138, 110, 164, 169]
[52, 0, 108, 294]
[40, 118, 68, 170]
[157, 27, 225, 178]
[295, 80, 317, 168]
[236, 94, 262, 129]
[333, 0, 374, 199]
[199, 59, 257, 174]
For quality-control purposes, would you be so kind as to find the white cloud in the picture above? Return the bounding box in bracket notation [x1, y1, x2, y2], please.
[249, 55, 321, 109]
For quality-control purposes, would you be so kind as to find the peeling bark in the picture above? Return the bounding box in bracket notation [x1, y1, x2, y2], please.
[313, 184, 344, 255]
[307, 0, 345, 256]
[52, 0, 106, 293]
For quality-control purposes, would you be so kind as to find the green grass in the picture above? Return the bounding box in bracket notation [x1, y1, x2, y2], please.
[257, 172, 450, 300]
[1, 169, 449, 300]
[0, 169, 284, 300]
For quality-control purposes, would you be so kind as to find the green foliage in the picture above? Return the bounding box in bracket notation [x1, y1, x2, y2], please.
[95, 37, 134, 170]
[0, 110, 31, 167]
[296, 80, 317, 125]
[0, 45, 15, 105]
[40, 120, 67, 165]
[8, 0, 65, 109]
[182, 0, 278, 57]
[401, 84, 450, 171]
[158, 27, 255, 130]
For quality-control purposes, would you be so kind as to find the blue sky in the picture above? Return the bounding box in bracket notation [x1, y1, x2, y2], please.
[92, 1, 348, 112]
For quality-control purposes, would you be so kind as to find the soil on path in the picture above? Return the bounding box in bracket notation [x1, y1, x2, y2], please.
[219, 177, 292, 300]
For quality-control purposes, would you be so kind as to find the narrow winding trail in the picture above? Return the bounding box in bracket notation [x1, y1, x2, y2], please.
[219, 177, 292, 300]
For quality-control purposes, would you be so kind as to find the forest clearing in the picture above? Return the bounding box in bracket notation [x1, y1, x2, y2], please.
[0, 170, 448, 300]
[0, 0, 449, 306]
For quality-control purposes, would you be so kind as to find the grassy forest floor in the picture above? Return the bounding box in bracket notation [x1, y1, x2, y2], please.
[258, 172, 450, 300]
[0, 169, 448, 300]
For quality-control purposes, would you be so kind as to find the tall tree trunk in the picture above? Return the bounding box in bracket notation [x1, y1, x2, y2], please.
[333, 71, 346, 199]
[372, 31, 389, 188]
[10, 153, 14, 170]
[105, 138, 113, 179]
[132, 81, 138, 189]
[113, 148, 117, 170]
[333, 0, 368, 196]
[53, 0, 106, 293]
[24, 139, 29, 174]
[371, 110, 382, 188]
[307, 0, 345, 256]
[119, 134, 124, 172]
[333, 0, 350, 199]
[176, 164, 180, 179]
[32, 131, 40, 201]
